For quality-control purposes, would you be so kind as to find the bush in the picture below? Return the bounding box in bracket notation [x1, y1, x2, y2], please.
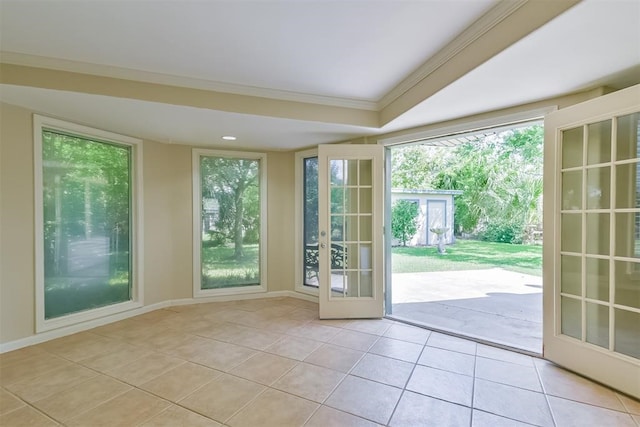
[391, 200, 419, 246]
[480, 221, 525, 244]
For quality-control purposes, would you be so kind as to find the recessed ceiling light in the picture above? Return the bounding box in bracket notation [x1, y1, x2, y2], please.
[222, 135, 237, 141]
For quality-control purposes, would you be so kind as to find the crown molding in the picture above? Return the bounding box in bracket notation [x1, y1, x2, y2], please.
[0, 51, 378, 111]
[377, 0, 528, 110]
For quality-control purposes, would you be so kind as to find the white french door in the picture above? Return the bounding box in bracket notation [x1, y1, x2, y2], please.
[318, 144, 385, 319]
[543, 84, 640, 398]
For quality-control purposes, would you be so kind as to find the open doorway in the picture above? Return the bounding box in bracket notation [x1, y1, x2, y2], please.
[386, 122, 544, 354]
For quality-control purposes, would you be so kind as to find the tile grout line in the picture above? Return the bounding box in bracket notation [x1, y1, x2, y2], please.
[469, 348, 477, 427]
[384, 338, 430, 426]
[533, 358, 558, 427]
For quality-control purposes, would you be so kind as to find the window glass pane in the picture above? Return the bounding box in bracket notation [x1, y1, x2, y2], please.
[615, 212, 640, 258]
[303, 157, 319, 287]
[615, 308, 640, 359]
[360, 271, 373, 297]
[615, 260, 640, 309]
[586, 302, 609, 349]
[359, 243, 372, 270]
[615, 162, 639, 209]
[561, 296, 582, 340]
[561, 213, 582, 253]
[586, 167, 610, 209]
[331, 188, 344, 214]
[359, 160, 372, 186]
[360, 215, 372, 242]
[200, 156, 260, 289]
[42, 130, 132, 319]
[330, 243, 347, 270]
[562, 127, 583, 168]
[330, 160, 344, 186]
[345, 243, 359, 270]
[345, 215, 358, 241]
[587, 120, 611, 165]
[585, 257, 609, 302]
[346, 160, 358, 186]
[616, 112, 640, 161]
[359, 188, 372, 214]
[330, 270, 346, 297]
[344, 188, 358, 214]
[331, 215, 344, 242]
[346, 271, 359, 297]
[561, 255, 581, 296]
[562, 170, 582, 210]
[585, 213, 609, 256]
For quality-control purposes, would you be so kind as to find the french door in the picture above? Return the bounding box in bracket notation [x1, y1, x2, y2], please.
[318, 144, 385, 318]
[543, 84, 640, 398]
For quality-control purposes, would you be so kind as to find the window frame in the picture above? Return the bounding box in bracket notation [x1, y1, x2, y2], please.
[34, 115, 144, 333]
[294, 148, 319, 296]
[192, 148, 268, 297]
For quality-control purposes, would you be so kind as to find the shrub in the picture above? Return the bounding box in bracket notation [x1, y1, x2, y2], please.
[480, 221, 525, 244]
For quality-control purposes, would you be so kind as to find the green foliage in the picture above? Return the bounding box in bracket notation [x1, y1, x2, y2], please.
[391, 124, 543, 243]
[391, 147, 439, 189]
[200, 157, 260, 259]
[391, 200, 419, 246]
[392, 239, 542, 276]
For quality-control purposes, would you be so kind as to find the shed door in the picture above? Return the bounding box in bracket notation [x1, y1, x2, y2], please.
[426, 200, 447, 245]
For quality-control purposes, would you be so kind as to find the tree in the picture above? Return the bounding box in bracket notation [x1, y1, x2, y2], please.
[391, 146, 445, 190]
[391, 124, 544, 243]
[200, 157, 259, 260]
[391, 200, 419, 246]
[42, 131, 131, 276]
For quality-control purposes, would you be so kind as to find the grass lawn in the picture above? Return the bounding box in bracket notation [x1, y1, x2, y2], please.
[392, 239, 542, 276]
[201, 243, 260, 289]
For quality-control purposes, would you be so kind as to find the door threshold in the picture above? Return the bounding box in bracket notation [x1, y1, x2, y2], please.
[385, 314, 543, 358]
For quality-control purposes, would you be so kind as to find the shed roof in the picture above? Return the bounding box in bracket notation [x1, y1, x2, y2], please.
[392, 188, 463, 195]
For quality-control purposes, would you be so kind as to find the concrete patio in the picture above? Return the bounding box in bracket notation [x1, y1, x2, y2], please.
[390, 268, 542, 354]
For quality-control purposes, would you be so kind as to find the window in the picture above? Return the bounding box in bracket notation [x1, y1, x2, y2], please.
[295, 150, 319, 294]
[193, 149, 267, 296]
[35, 116, 143, 332]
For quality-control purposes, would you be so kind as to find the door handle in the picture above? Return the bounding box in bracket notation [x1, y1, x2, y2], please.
[320, 243, 326, 248]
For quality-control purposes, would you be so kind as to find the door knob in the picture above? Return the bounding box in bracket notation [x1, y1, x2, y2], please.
[320, 243, 326, 248]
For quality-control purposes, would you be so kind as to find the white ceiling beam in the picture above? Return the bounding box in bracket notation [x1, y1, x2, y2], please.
[379, 0, 582, 126]
[0, 63, 379, 128]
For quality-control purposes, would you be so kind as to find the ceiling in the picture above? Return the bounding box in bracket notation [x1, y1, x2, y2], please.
[1, 0, 639, 150]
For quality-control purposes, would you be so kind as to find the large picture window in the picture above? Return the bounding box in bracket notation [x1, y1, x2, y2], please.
[35, 116, 142, 331]
[193, 150, 267, 296]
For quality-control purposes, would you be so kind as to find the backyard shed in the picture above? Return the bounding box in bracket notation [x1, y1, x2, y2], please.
[391, 189, 462, 246]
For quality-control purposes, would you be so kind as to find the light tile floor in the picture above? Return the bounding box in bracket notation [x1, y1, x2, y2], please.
[0, 297, 638, 426]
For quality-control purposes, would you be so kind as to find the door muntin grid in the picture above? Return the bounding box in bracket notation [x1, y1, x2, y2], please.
[328, 158, 374, 298]
[559, 112, 640, 360]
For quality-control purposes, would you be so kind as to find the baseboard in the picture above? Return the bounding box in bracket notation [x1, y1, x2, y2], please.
[0, 290, 318, 353]
[0, 301, 171, 353]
